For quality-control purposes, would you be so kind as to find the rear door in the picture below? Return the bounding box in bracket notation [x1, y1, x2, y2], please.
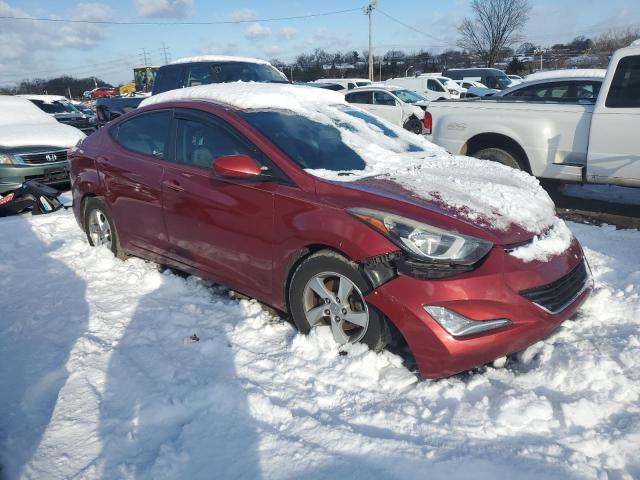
[587, 54, 640, 186]
[101, 110, 172, 254]
[161, 110, 277, 299]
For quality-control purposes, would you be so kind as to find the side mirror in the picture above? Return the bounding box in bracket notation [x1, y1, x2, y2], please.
[212, 154, 262, 178]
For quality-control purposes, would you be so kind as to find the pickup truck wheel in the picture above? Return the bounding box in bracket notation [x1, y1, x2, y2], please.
[473, 147, 523, 170]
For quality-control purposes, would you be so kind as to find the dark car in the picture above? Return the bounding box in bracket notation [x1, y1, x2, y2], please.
[443, 68, 512, 90]
[70, 83, 592, 379]
[152, 55, 289, 95]
[20, 95, 96, 133]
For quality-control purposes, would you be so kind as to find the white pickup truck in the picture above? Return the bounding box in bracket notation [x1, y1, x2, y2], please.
[425, 41, 640, 187]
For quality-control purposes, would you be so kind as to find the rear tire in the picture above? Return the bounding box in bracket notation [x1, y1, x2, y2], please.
[288, 250, 389, 351]
[473, 147, 523, 170]
[83, 197, 126, 260]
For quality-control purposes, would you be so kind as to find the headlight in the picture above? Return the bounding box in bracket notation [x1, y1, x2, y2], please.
[348, 208, 492, 265]
[0, 154, 16, 165]
[425, 306, 511, 337]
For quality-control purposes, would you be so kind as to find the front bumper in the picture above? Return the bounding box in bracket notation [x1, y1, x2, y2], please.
[0, 162, 70, 194]
[366, 237, 592, 378]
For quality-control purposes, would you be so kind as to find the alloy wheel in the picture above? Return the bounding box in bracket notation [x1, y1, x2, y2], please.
[302, 271, 369, 344]
[88, 208, 113, 249]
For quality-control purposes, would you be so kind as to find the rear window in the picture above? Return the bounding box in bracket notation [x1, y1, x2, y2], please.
[114, 110, 172, 158]
[345, 91, 373, 104]
[606, 55, 640, 108]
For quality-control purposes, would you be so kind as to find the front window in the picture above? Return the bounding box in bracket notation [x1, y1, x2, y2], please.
[239, 106, 424, 173]
[485, 74, 512, 90]
[174, 118, 253, 168]
[427, 79, 445, 92]
[373, 91, 396, 106]
[392, 89, 426, 103]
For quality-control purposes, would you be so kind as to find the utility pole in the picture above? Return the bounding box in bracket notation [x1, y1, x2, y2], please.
[535, 48, 545, 71]
[141, 48, 150, 65]
[160, 43, 171, 64]
[364, 0, 377, 81]
[290, 65, 294, 81]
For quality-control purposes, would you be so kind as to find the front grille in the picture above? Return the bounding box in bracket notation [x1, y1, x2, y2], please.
[20, 150, 68, 165]
[520, 261, 590, 313]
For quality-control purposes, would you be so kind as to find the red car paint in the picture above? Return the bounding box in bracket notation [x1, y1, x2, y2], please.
[70, 99, 591, 379]
[90, 87, 118, 98]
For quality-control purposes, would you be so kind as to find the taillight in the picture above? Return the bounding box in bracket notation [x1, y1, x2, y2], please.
[0, 192, 15, 206]
[423, 111, 432, 135]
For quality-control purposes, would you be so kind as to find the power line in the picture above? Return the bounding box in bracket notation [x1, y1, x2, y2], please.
[0, 7, 361, 26]
[376, 9, 452, 47]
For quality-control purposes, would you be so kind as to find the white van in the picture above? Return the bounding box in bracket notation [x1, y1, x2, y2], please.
[384, 76, 451, 101]
[312, 78, 372, 90]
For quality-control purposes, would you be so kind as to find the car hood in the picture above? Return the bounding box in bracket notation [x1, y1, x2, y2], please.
[0, 121, 86, 149]
[318, 156, 558, 245]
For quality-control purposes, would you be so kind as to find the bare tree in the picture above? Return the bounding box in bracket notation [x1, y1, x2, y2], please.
[458, 0, 531, 67]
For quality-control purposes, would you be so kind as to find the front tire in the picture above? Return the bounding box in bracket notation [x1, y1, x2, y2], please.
[473, 147, 523, 170]
[288, 250, 389, 351]
[83, 198, 126, 259]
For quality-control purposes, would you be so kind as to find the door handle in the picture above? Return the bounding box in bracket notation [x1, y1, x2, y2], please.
[163, 180, 184, 192]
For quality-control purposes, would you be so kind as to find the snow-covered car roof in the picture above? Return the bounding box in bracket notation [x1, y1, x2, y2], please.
[17, 94, 70, 103]
[0, 95, 85, 148]
[141, 83, 557, 235]
[312, 78, 371, 83]
[170, 55, 270, 65]
[524, 69, 607, 82]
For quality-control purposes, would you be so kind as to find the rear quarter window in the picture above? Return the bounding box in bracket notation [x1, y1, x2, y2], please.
[606, 55, 640, 108]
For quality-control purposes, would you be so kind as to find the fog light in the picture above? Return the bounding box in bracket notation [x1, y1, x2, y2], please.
[424, 306, 511, 338]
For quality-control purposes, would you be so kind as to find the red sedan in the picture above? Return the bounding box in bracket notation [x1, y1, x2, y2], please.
[69, 84, 592, 378]
[90, 87, 118, 98]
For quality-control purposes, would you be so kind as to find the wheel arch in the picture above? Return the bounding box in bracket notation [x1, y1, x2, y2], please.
[463, 132, 531, 173]
[282, 244, 352, 314]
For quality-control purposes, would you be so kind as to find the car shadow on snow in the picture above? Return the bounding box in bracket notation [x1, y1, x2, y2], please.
[96, 267, 263, 478]
[0, 216, 89, 480]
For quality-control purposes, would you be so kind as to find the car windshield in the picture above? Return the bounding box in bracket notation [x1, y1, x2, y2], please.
[32, 100, 80, 114]
[240, 106, 424, 172]
[190, 62, 289, 85]
[486, 75, 512, 90]
[392, 89, 426, 103]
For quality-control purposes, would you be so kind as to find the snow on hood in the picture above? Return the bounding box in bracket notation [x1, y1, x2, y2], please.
[141, 83, 557, 236]
[0, 96, 85, 149]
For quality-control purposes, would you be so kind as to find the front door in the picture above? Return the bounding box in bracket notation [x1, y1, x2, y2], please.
[587, 54, 640, 186]
[161, 110, 276, 299]
[370, 91, 403, 125]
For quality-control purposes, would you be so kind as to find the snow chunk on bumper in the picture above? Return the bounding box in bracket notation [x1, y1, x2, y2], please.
[508, 218, 573, 262]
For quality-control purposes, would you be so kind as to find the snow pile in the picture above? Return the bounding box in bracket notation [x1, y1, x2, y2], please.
[1, 209, 639, 479]
[0, 95, 85, 148]
[142, 83, 557, 234]
[524, 69, 607, 82]
[508, 218, 573, 262]
[0, 95, 56, 125]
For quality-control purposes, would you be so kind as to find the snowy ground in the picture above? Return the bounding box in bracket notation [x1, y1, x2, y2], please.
[1, 208, 639, 480]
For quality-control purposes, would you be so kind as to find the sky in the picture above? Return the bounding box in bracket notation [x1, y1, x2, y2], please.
[1, 0, 639, 86]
